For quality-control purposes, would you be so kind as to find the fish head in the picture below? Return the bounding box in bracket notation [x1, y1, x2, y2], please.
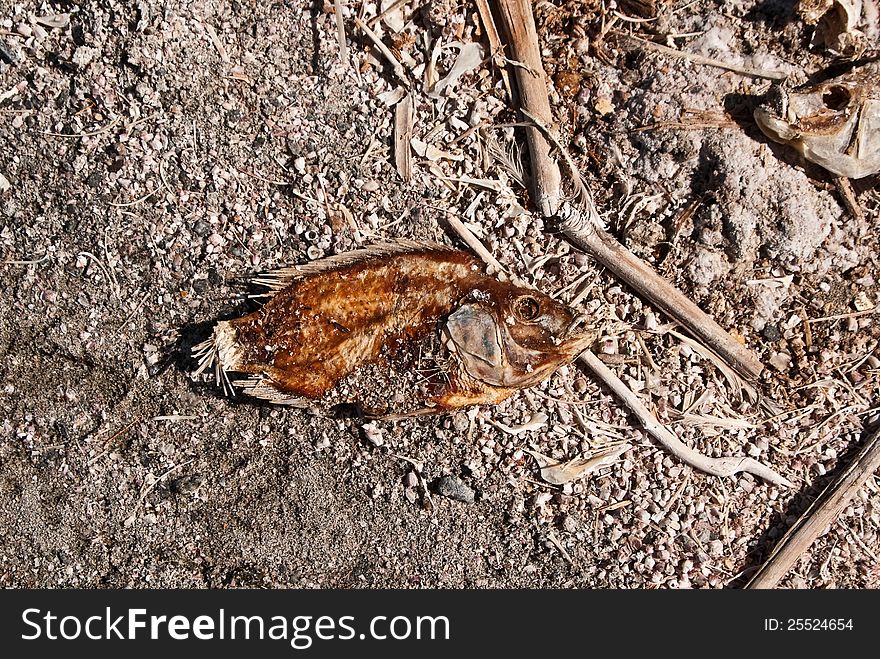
[753, 63, 880, 178]
[445, 284, 594, 389]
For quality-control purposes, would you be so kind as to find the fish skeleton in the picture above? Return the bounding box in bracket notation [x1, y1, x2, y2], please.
[753, 60, 880, 178]
[193, 240, 594, 416]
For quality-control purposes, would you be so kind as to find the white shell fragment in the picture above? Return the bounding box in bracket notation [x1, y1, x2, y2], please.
[33, 13, 71, 29]
[428, 42, 484, 99]
[527, 444, 630, 485]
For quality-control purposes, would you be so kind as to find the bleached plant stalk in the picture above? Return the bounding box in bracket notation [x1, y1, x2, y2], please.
[493, 0, 562, 217]
[580, 351, 792, 488]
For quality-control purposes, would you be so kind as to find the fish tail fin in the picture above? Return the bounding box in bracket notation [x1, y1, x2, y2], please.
[191, 321, 239, 397]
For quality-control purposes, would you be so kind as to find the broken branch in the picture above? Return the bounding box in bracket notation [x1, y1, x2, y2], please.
[559, 204, 765, 381]
[580, 350, 791, 488]
[493, 0, 561, 216]
[746, 427, 880, 588]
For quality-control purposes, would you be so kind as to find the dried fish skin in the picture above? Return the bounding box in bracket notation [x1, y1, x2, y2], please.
[754, 62, 880, 178]
[445, 298, 594, 389]
[194, 241, 594, 414]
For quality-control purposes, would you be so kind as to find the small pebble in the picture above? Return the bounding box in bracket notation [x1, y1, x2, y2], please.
[403, 471, 418, 488]
[434, 476, 475, 504]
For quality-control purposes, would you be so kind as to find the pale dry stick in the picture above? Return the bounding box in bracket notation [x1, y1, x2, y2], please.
[333, 0, 349, 63]
[617, 33, 788, 80]
[394, 93, 413, 181]
[810, 308, 878, 323]
[559, 204, 765, 380]
[445, 207, 791, 487]
[493, 0, 561, 217]
[2, 253, 50, 265]
[519, 107, 593, 210]
[203, 23, 230, 63]
[353, 17, 409, 87]
[117, 289, 151, 331]
[41, 115, 121, 138]
[747, 427, 880, 588]
[440, 210, 507, 275]
[474, 0, 513, 99]
[834, 177, 866, 224]
[107, 187, 160, 208]
[124, 459, 195, 527]
[581, 351, 792, 487]
[78, 251, 121, 300]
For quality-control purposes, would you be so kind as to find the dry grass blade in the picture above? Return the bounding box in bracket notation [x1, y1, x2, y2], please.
[527, 444, 630, 485]
[354, 16, 409, 87]
[394, 93, 413, 181]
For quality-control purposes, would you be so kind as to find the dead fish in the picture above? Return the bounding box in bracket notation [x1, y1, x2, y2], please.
[753, 61, 880, 178]
[192, 240, 594, 416]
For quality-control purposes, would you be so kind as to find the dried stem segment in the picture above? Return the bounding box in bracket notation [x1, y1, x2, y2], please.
[474, 0, 513, 99]
[333, 0, 349, 64]
[560, 206, 765, 381]
[580, 351, 792, 488]
[394, 93, 413, 181]
[493, 0, 561, 217]
[746, 427, 880, 589]
[354, 17, 409, 87]
[618, 33, 787, 81]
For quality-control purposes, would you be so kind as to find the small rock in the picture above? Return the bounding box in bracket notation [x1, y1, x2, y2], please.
[768, 351, 792, 371]
[561, 515, 579, 533]
[451, 412, 469, 432]
[434, 475, 475, 504]
[707, 540, 724, 557]
[403, 471, 418, 488]
[361, 421, 384, 447]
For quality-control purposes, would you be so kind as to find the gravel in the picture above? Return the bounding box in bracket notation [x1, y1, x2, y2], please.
[0, 0, 877, 589]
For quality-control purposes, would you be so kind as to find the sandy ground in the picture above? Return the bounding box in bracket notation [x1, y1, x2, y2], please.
[0, 1, 878, 588]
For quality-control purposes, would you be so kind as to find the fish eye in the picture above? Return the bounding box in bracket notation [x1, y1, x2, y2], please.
[514, 296, 541, 321]
[822, 86, 850, 111]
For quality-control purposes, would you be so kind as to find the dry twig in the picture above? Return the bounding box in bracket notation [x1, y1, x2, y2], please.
[617, 33, 787, 80]
[580, 351, 792, 487]
[493, 0, 561, 216]
[746, 427, 880, 588]
[558, 204, 765, 381]
[394, 93, 414, 181]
